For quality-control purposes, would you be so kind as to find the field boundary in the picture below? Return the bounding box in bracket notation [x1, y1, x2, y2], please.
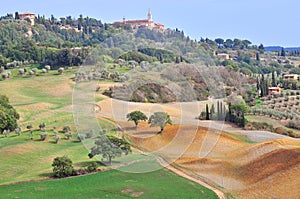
[156, 157, 226, 199]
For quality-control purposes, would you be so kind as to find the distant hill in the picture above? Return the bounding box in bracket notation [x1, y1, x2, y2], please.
[265, 46, 300, 52]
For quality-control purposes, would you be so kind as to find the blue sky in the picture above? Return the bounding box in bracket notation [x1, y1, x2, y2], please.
[1, 0, 300, 46]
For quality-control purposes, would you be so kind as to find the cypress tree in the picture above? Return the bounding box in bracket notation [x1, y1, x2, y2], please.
[271, 71, 276, 87]
[281, 48, 286, 57]
[206, 104, 210, 120]
[217, 101, 220, 120]
[15, 12, 20, 20]
[256, 53, 260, 61]
[265, 80, 269, 95]
[256, 76, 260, 92]
[228, 103, 232, 122]
[210, 104, 215, 117]
[220, 102, 223, 120]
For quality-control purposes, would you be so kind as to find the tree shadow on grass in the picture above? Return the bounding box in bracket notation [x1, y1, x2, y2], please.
[38, 172, 52, 178]
[74, 161, 106, 168]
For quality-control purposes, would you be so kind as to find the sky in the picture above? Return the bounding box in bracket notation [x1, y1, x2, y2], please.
[1, 0, 300, 47]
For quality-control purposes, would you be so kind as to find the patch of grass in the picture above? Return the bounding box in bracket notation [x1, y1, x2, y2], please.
[0, 161, 218, 199]
[227, 132, 256, 144]
[0, 73, 111, 185]
[255, 98, 261, 107]
[0, 131, 96, 185]
[95, 96, 104, 102]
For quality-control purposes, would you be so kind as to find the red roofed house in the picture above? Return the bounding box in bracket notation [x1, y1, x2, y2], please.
[19, 12, 35, 26]
[112, 10, 164, 31]
[284, 74, 299, 81]
[268, 87, 282, 94]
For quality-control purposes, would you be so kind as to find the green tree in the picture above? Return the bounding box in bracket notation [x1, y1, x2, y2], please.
[258, 44, 265, 53]
[88, 135, 131, 165]
[148, 112, 172, 133]
[271, 71, 276, 87]
[224, 39, 233, 48]
[281, 48, 286, 57]
[256, 53, 260, 61]
[215, 38, 224, 47]
[205, 104, 210, 120]
[52, 156, 74, 178]
[126, 111, 148, 127]
[63, 126, 71, 133]
[39, 122, 46, 131]
[0, 95, 19, 132]
[15, 12, 20, 20]
[228, 104, 249, 127]
[58, 67, 64, 75]
[210, 104, 215, 116]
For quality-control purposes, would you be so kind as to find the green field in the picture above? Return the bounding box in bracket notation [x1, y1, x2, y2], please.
[0, 71, 218, 198]
[0, 161, 217, 199]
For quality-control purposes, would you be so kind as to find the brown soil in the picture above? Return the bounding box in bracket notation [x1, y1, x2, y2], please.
[129, 124, 300, 199]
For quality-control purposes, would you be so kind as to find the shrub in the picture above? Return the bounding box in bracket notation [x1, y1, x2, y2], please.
[3, 130, 10, 137]
[287, 130, 299, 138]
[29, 70, 35, 76]
[39, 122, 46, 131]
[40, 132, 48, 141]
[77, 134, 85, 142]
[85, 131, 94, 139]
[274, 127, 288, 135]
[54, 135, 60, 144]
[15, 127, 22, 136]
[32, 68, 38, 74]
[18, 69, 25, 76]
[62, 126, 71, 133]
[53, 129, 58, 135]
[52, 156, 75, 178]
[45, 65, 51, 71]
[87, 162, 98, 172]
[1, 73, 8, 80]
[65, 132, 72, 140]
[58, 68, 64, 74]
[42, 69, 47, 73]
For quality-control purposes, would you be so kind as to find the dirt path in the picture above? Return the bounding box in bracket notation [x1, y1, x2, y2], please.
[157, 157, 226, 199]
[105, 119, 228, 199]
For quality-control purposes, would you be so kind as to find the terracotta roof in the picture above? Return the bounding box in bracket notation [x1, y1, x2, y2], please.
[126, 19, 149, 23]
[112, 18, 164, 29]
[154, 22, 164, 26]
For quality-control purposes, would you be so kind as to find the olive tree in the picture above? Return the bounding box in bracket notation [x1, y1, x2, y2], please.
[148, 112, 172, 133]
[45, 65, 51, 71]
[88, 135, 131, 165]
[126, 111, 148, 127]
[58, 67, 64, 75]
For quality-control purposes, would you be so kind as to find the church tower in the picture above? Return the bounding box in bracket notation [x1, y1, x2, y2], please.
[148, 9, 152, 22]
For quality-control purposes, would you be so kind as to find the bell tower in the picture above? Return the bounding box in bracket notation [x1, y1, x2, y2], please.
[148, 9, 152, 22]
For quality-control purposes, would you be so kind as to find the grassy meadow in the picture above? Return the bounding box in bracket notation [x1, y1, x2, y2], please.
[0, 70, 218, 198]
[0, 161, 217, 199]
